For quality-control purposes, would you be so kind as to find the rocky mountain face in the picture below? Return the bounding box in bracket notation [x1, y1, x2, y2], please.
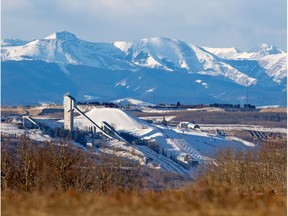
[1, 31, 287, 106]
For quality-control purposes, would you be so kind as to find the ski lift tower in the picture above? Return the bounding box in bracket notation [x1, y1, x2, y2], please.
[64, 94, 76, 131]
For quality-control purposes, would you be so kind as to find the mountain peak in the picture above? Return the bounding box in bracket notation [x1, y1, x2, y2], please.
[249, 43, 284, 56]
[44, 31, 77, 41]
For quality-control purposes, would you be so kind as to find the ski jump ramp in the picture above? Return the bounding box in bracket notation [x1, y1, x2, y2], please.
[63, 94, 128, 144]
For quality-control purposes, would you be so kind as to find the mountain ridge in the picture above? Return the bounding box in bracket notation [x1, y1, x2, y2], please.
[1, 31, 287, 106]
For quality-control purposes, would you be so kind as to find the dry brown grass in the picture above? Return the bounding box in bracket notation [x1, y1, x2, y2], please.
[259, 107, 287, 113]
[132, 110, 287, 128]
[1, 105, 64, 117]
[1, 107, 27, 116]
[1, 187, 286, 216]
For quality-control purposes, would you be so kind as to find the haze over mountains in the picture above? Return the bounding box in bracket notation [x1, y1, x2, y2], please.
[1, 31, 287, 106]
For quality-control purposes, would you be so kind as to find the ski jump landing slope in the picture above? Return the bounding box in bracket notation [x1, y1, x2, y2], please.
[74, 108, 149, 132]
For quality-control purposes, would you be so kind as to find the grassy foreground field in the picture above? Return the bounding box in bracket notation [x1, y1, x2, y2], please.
[2, 188, 286, 216]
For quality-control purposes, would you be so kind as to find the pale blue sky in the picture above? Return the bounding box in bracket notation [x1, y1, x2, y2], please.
[1, 0, 287, 51]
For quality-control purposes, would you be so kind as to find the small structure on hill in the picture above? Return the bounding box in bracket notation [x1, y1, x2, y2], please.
[177, 153, 199, 168]
[178, 122, 200, 130]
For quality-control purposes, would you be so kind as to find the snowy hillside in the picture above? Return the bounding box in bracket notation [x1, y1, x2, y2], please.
[1, 31, 133, 70]
[114, 38, 256, 86]
[68, 107, 258, 174]
[114, 37, 204, 72]
[203, 44, 287, 85]
[203, 43, 285, 59]
[257, 54, 287, 84]
[1, 31, 287, 106]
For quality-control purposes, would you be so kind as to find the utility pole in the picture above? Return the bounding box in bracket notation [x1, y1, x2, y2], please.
[246, 81, 249, 104]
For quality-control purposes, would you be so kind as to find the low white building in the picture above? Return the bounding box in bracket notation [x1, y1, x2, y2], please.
[178, 122, 200, 130]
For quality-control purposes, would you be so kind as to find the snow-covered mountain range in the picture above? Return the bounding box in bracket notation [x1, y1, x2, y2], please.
[1, 31, 287, 106]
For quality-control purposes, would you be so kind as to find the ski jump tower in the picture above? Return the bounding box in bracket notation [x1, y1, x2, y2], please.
[64, 94, 75, 131]
[63, 94, 128, 144]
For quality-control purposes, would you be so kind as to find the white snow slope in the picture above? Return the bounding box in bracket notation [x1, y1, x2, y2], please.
[74, 107, 149, 131]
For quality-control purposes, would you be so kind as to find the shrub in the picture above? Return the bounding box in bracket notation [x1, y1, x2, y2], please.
[198, 142, 287, 195]
[1, 136, 144, 193]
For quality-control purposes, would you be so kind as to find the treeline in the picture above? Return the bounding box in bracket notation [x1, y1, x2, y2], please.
[76, 100, 257, 110]
[77, 101, 119, 108]
[1, 136, 144, 193]
[209, 103, 256, 110]
[150, 103, 256, 110]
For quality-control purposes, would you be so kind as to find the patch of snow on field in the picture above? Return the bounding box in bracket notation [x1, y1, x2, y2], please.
[107, 140, 146, 165]
[113, 98, 154, 106]
[226, 136, 255, 147]
[199, 124, 287, 134]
